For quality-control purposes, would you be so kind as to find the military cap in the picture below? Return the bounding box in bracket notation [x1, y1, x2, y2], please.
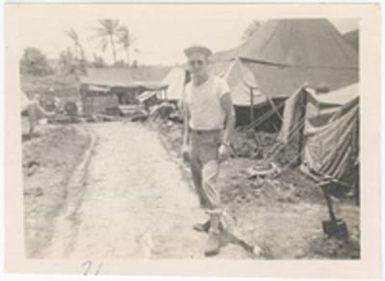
[183, 45, 212, 57]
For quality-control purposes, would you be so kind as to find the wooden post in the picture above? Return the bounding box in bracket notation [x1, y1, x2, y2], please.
[250, 87, 254, 124]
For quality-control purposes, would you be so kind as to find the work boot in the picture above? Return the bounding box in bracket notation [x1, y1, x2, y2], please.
[204, 230, 221, 256]
[193, 220, 210, 233]
[204, 213, 222, 256]
[193, 220, 224, 233]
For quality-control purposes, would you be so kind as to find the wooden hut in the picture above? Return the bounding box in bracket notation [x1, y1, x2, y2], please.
[80, 67, 168, 115]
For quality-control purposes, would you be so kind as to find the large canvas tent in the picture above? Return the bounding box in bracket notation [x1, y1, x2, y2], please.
[210, 19, 359, 105]
[278, 84, 359, 180]
[211, 19, 358, 68]
[161, 67, 188, 101]
[343, 29, 359, 52]
[207, 59, 284, 128]
[209, 59, 264, 106]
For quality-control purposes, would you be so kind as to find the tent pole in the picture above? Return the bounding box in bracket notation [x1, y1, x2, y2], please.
[250, 87, 254, 124]
[91, 90, 94, 115]
[297, 88, 307, 166]
[352, 113, 360, 205]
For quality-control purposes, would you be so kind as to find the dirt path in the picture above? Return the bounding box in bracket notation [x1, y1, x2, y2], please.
[43, 122, 250, 259]
[22, 125, 92, 258]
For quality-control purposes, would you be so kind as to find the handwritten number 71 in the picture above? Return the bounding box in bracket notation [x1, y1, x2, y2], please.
[82, 260, 103, 276]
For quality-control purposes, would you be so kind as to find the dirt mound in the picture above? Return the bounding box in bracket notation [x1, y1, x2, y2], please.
[306, 236, 360, 259]
[231, 127, 300, 167]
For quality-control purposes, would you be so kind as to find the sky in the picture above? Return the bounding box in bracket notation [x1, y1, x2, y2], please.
[12, 4, 359, 66]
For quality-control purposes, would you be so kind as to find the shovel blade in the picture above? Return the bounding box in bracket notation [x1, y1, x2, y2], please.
[322, 219, 349, 239]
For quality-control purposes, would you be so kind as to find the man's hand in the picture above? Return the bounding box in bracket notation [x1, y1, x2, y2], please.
[182, 144, 190, 163]
[218, 144, 230, 162]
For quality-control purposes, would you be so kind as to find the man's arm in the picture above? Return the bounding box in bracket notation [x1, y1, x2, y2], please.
[220, 92, 235, 145]
[182, 102, 190, 146]
[181, 102, 191, 162]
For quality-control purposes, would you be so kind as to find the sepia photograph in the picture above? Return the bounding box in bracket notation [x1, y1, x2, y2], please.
[3, 2, 382, 279]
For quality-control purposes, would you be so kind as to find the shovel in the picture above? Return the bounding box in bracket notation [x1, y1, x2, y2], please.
[320, 180, 349, 239]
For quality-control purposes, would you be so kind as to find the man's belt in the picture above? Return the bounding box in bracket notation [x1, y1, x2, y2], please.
[190, 128, 222, 135]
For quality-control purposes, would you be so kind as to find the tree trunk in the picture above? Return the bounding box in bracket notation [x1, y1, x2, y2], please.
[125, 29, 130, 66]
[109, 34, 117, 65]
[77, 44, 86, 73]
[125, 47, 130, 67]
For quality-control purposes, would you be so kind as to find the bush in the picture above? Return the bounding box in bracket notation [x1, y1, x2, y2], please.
[20, 47, 54, 76]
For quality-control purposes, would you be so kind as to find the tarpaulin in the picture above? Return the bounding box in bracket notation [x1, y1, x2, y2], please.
[303, 99, 359, 179]
[276, 87, 306, 144]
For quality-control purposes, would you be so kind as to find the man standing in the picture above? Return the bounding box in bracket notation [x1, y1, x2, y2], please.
[181, 45, 235, 256]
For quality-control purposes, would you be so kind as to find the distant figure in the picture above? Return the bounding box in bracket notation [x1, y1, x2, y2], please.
[27, 94, 53, 137]
[181, 45, 235, 256]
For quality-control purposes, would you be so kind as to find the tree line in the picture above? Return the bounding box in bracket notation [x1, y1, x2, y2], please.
[20, 19, 138, 76]
[20, 18, 262, 77]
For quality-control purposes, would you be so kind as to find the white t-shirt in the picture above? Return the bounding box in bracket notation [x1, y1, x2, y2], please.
[184, 75, 230, 130]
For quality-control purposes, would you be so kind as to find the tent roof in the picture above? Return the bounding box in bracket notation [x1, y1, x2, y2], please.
[125, 66, 170, 82]
[244, 61, 358, 99]
[208, 58, 358, 104]
[209, 19, 359, 100]
[81, 68, 168, 90]
[211, 19, 358, 69]
[222, 59, 266, 106]
[162, 67, 186, 100]
[208, 59, 266, 106]
[306, 83, 359, 106]
[343, 29, 359, 52]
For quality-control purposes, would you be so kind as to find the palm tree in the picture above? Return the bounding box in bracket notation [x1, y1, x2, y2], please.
[58, 47, 77, 74]
[92, 19, 120, 65]
[65, 28, 86, 71]
[242, 20, 264, 41]
[117, 26, 132, 66]
[66, 28, 84, 59]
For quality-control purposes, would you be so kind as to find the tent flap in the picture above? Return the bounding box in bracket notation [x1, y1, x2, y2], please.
[303, 103, 359, 179]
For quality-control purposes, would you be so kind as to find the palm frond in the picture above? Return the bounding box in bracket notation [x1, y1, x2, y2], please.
[65, 28, 79, 43]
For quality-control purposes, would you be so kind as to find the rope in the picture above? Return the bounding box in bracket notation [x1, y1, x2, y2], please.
[276, 148, 306, 173]
[265, 116, 306, 162]
[239, 99, 286, 130]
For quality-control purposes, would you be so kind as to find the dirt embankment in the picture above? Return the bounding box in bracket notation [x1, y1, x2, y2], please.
[22, 125, 91, 257]
[152, 120, 360, 259]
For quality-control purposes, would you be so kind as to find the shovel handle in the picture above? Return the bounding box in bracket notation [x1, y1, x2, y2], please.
[320, 184, 337, 222]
